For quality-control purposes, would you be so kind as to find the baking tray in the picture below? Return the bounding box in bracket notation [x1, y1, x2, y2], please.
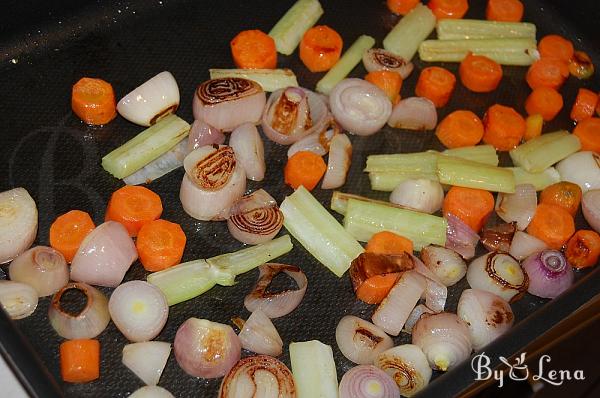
[1, 0, 599, 397]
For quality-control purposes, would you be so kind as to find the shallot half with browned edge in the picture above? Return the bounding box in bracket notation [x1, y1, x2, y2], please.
[335, 315, 394, 365]
[467, 252, 529, 302]
[9, 246, 69, 297]
[375, 344, 432, 397]
[227, 190, 283, 245]
[238, 309, 283, 357]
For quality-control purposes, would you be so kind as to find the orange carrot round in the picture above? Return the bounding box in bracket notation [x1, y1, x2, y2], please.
[526, 58, 569, 91]
[527, 203, 575, 249]
[284, 151, 327, 191]
[365, 71, 403, 104]
[486, 0, 523, 22]
[386, 0, 420, 15]
[71, 77, 117, 125]
[356, 273, 400, 304]
[60, 339, 100, 383]
[443, 186, 495, 233]
[299, 25, 343, 72]
[565, 230, 600, 269]
[570, 88, 599, 122]
[49, 210, 96, 263]
[105, 185, 163, 237]
[230, 30, 277, 69]
[573, 117, 600, 153]
[459, 53, 503, 93]
[524, 114, 544, 141]
[524, 86, 563, 121]
[539, 182, 582, 217]
[365, 231, 414, 255]
[482, 104, 526, 151]
[136, 219, 186, 272]
[428, 0, 469, 19]
[415, 66, 456, 108]
[538, 35, 574, 64]
[436, 110, 484, 148]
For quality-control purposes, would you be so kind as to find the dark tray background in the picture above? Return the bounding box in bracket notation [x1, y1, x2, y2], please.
[1, 1, 600, 397]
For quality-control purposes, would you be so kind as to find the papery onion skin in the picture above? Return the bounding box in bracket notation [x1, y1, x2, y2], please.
[0, 187, 38, 264]
[335, 315, 394, 365]
[9, 246, 69, 297]
[129, 386, 175, 398]
[495, 184, 537, 231]
[374, 344, 432, 397]
[339, 365, 400, 398]
[188, 120, 225, 152]
[420, 245, 466, 287]
[219, 355, 296, 398]
[363, 48, 414, 79]
[387, 97, 437, 131]
[390, 179, 444, 214]
[229, 123, 266, 181]
[481, 222, 517, 253]
[329, 78, 392, 136]
[556, 151, 600, 193]
[467, 252, 528, 302]
[238, 309, 283, 356]
[0, 280, 38, 319]
[522, 250, 573, 299]
[174, 318, 241, 379]
[445, 213, 480, 260]
[582, 190, 600, 233]
[322, 133, 352, 189]
[509, 231, 549, 261]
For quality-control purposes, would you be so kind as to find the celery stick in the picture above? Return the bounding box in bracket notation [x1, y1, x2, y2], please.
[509, 131, 581, 173]
[102, 114, 190, 179]
[280, 186, 364, 277]
[441, 145, 499, 166]
[331, 191, 407, 216]
[269, 0, 323, 55]
[369, 171, 439, 192]
[123, 139, 187, 185]
[289, 340, 338, 398]
[209, 68, 298, 92]
[509, 167, 561, 191]
[365, 152, 438, 173]
[316, 35, 375, 95]
[383, 3, 436, 61]
[206, 235, 293, 276]
[437, 19, 536, 40]
[419, 38, 538, 65]
[437, 156, 515, 193]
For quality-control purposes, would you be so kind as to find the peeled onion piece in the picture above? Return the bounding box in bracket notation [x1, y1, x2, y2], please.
[329, 78, 392, 136]
[9, 246, 68, 297]
[335, 315, 393, 365]
[339, 365, 400, 398]
[109, 280, 168, 342]
[188, 120, 225, 152]
[509, 231, 549, 261]
[445, 213, 480, 260]
[420, 245, 466, 287]
[70, 221, 138, 287]
[229, 123, 266, 181]
[193, 77, 266, 132]
[124, 139, 189, 186]
[117, 71, 180, 127]
[362, 48, 414, 79]
[495, 184, 537, 230]
[0, 280, 38, 319]
[375, 344, 432, 397]
[287, 121, 340, 158]
[467, 252, 528, 302]
[556, 151, 600, 193]
[582, 190, 600, 233]
[522, 250, 573, 299]
[48, 282, 110, 339]
[0, 187, 37, 264]
[403, 304, 434, 334]
[480, 222, 517, 253]
[129, 386, 174, 398]
[262, 87, 330, 145]
[174, 318, 241, 378]
[412, 312, 472, 372]
[238, 309, 283, 357]
[457, 289, 513, 351]
[244, 263, 307, 318]
[390, 179, 444, 214]
[227, 189, 283, 245]
[322, 133, 352, 189]
[180, 145, 246, 221]
[219, 355, 295, 398]
[387, 97, 437, 131]
[122, 341, 171, 386]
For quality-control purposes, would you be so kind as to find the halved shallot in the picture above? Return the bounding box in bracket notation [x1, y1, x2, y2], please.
[0, 280, 38, 319]
[375, 344, 432, 397]
[219, 355, 295, 398]
[238, 309, 283, 357]
[335, 315, 394, 365]
[188, 120, 225, 151]
[445, 213, 480, 260]
[322, 133, 352, 189]
[227, 189, 283, 245]
[0, 187, 37, 264]
[229, 123, 265, 181]
[129, 386, 174, 398]
[9, 246, 69, 297]
[509, 231, 549, 261]
[339, 365, 400, 398]
[363, 48, 414, 79]
[122, 341, 171, 386]
[467, 252, 528, 302]
[410, 254, 447, 313]
[390, 179, 444, 214]
[582, 190, 600, 233]
[495, 184, 537, 230]
[403, 304, 434, 334]
[556, 151, 600, 193]
[387, 97, 437, 131]
[287, 122, 340, 158]
[522, 250, 573, 299]
[481, 222, 517, 253]
[420, 245, 466, 287]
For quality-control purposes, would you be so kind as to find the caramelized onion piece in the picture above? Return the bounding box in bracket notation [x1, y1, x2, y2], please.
[189, 146, 236, 190]
[219, 355, 295, 398]
[349, 252, 414, 294]
[363, 48, 414, 79]
[481, 222, 517, 253]
[227, 190, 283, 245]
[335, 315, 394, 365]
[467, 252, 529, 302]
[375, 344, 431, 397]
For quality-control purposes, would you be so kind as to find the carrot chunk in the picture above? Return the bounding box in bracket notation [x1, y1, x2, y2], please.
[527, 203, 575, 249]
[366, 231, 414, 255]
[526, 58, 569, 91]
[49, 210, 96, 263]
[60, 339, 100, 383]
[428, 0, 469, 19]
[105, 185, 163, 237]
[136, 219, 187, 272]
[539, 182, 582, 217]
[230, 30, 277, 69]
[486, 0, 524, 22]
[284, 151, 327, 191]
[570, 88, 599, 122]
[415, 66, 456, 108]
[365, 71, 403, 104]
[436, 110, 484, 149]
[573, 117, 600, 153]
[71, 77, 117, 125]
[565, 230, 600, 269]
[386, 0, 420, 15]
[524, 86, 563, 121]
[538, 35, 574, 64]
[443, 186, 495, 233]
[459, 53, 503, 93]
[524, 114, 544, 141]
[482, 104, 526, 151]
[299, 25, 343, 72]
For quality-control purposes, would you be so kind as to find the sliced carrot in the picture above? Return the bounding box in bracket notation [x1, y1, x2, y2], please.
[459, 53, 503, 93]
[565, 230, 600, 269]
[538, 35, 574, 64]
[365, 231, 414, 255]
[356, 273, 401, 304]
[436, 110, 484, 149]
[365, 71, 403, 104]
[386, 0, 420, 15]
[284, 151, 327, 191]
[573, 117, 600, 153]
[136, 219, 186, 272]
[482, 104, 526, 151]
[524, 86, 563, 121]
[527, 203, 575, 249]
[60, 339, 100, 383]
[597, 92, 600, 116]
[71, 77, 117, 125]
[49, 210, 96, 263]
[539, 182, 582, 217]
[524, 114, 544, 141]
[570, 88, 599, 122]
[415, 66, 456, 108]
[299, 25, 343, 72]
[443, 186, 495, 233]
[105, 185, 163, 237]
[428, 0, 469, 19]
[526, 58, 569, 91]
[486, 0, 523, 22]
[230, 30, 277, 69]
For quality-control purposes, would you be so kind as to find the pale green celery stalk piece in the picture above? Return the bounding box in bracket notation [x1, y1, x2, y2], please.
[268, 0, 323, 55]
[102, 114, 190, 179]
[343, 198, 447, 250]
[206, 235, 293, 276]
[330, 191, 407, 216]
[436, 19, 536, 40]
[289, 340, 338, 398]
[441, 145, 499, 166]
[509, 131, 581, 173]
[280, 186, 364, 277]
[437, 155, 516, 193]
[509, 167, 561, 191]
[209, 68, 298, 92]
[369, 171, 439, 192]
[365, 152, 438, 173]
[419, 38, 538, 65]
[383, 3, 436, 61]
[316, 35, 375, 95]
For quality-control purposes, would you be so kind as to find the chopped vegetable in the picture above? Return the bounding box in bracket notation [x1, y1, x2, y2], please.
[123, 139, 188, 186]
[60, 339, 100, 383]
[268, 0, 324, 55]
[366, 231, 414, 255]
[482, 104, 526, 151]
[365, 151, 438, 174]
[230, 30, 277, 69]
[368, 171, 438, 191]
[570, 88, 598, 122]
[509, 166, 560, 191]
[509, 130, 581, 173]
[122, 341, 171, 386]
[428, 0, 469, 20]
[415, 66, 456, 108]
[419, 38, 537, 66]
[568, 51, 595, 80]
[0, 280, 38, 319]
[390, 179, 444, 214]
[526, 58, 569, 90]
[330, 191, 408, 216]
[284, 151, 327, 191]
[524, 86, 563, 121]
[386, 0, 420, 15]
[459, 53, 503, 93]
[105, 185, 163, 237]
[364, 70, 402, 104]
[573, 118, 600, 153]
[350, 253, 411, 304]
[208, 68, 298, 92]
[565, 230, 600, 269]
[540, 182, 582, 217]
[136, 219, 186, 272]
[437, 155, 516, 193]
[538, 34, 574, 63]
[527, 203, 575, 249]
[443, 186, 495, 232]
[437, 19, 535, 40]
[49, 210, 95, 263]
[289, 340, 338, 398]
[486, 0, 524, 22]
[71, 77, 117, 125]
[524, 114, 544, 141]
[442, 145, 499, 166]
[383, 3, 437, 61]
[299, 25, 343, 72]
[436, 110, 484, 148]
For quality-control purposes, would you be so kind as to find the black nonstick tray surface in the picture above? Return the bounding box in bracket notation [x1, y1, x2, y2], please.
[1, 0, 599, 397]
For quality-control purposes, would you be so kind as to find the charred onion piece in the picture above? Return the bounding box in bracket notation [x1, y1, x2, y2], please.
[569, 51, 595, 80]
[481, 222, 517, 253]
[362, 48, 414, 79]
[335, 315, 394, 365]
[349, 252, 414, 293]
[219, 355, 295, 398]
[467, 252, 529, 302]
[227, 190, 283, 245]
[375, 344, 431, 397]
